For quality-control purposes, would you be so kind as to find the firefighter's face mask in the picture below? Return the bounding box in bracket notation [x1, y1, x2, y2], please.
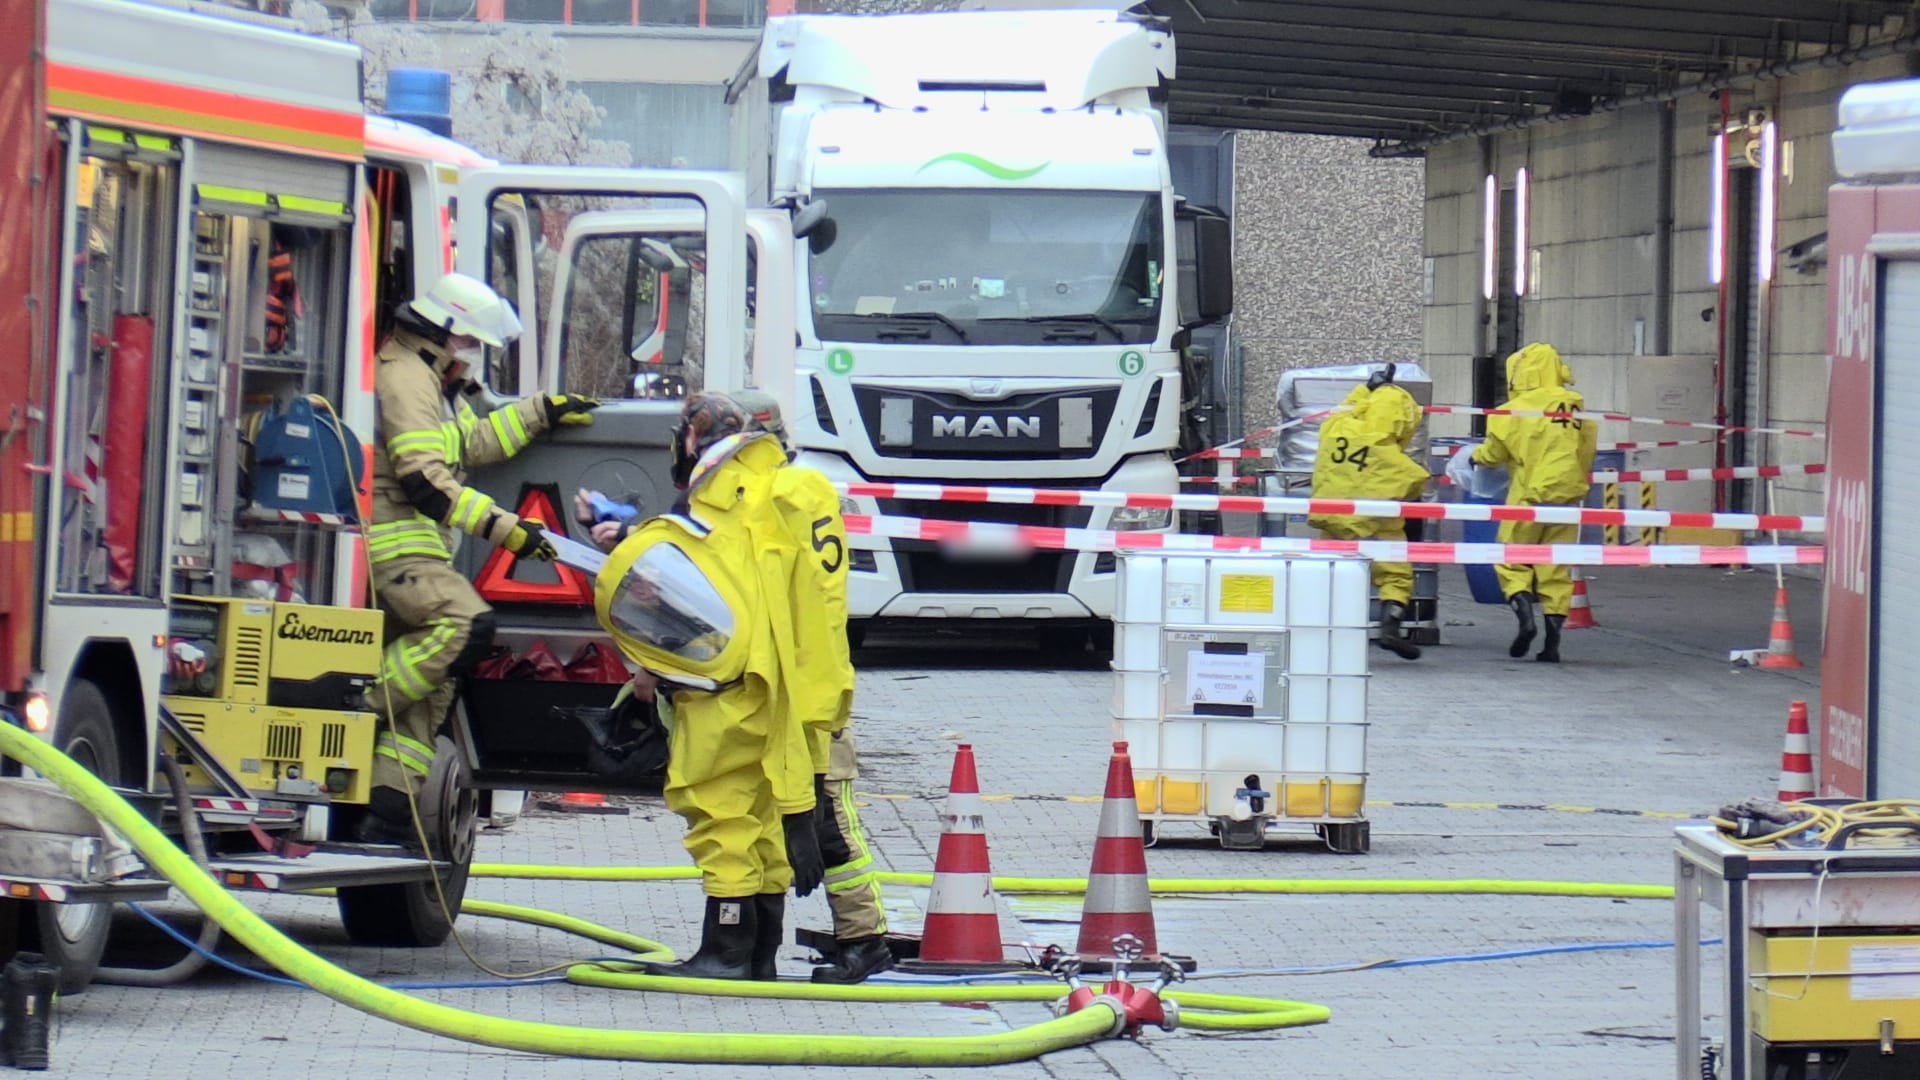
[594, 530, 745, 689]
[446, 333, 484, 380]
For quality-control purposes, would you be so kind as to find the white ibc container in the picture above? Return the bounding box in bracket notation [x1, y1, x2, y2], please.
[1290, 628, 1330, 676]
[1112, 621, 1162, 671]
[1206, 557, 1288, 626]
[1203, 717, 1285, 771]
[1331, 626, 1370, 675]
[1287, 558, 1334, 628]
[1288, 675, 1329, 720]
[1332, 558, 1372, 623]
[1161, 557, 1208, 620]
[1328, 721, 1367, 774]
[1110, 668, 1164, 718]
[1329, 675, 1367, 719]
[1114, 554, 1163, 624]
[1113, 716, 1161, 769]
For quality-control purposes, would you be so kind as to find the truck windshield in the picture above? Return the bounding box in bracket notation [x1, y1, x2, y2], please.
[808, 189, 1163, 346]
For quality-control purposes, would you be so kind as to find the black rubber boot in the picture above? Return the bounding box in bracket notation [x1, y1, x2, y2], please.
[1537, 614, 1565, 664]
[812, 935, 897, 985]
[1507, 594, 1537, 659]
[1, 951, 59, 1070]
[751, 893, 785, 981]
[355, 786, 422, 851]
[642, 897, 758, 980]
[1376, 602, 1422, 661]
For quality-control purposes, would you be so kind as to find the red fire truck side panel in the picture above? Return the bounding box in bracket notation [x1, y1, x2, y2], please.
[1825, 182, 1920, 798]
[0, 0, 48, 692]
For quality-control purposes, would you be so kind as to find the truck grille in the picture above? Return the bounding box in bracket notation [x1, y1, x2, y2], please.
[852, 385, 1120, 461]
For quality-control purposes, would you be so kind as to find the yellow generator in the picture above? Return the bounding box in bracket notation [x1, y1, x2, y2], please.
[161, 596, 382, 805]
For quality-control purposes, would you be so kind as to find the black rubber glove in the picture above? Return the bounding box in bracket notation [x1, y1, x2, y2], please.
[783, 810, 826, 898]
[542, 393, 601, 428]
[502, 517, 557, 561]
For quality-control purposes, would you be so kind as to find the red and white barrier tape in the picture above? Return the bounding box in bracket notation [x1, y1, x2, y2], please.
[1589, 463, 1825, 484]
[1598, 438, 1721, 450]
[1175, 410, 1333, 463]
[1421, 404, 1822, 438]
[839, 482, 1823, 533]
[846, 514, 1823, 566]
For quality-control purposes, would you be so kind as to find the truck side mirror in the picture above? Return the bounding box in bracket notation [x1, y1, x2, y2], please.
[1176, 205, 1234, 327]
[792, 199, 837, 254]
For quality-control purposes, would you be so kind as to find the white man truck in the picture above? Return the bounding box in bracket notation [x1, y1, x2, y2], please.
[726, 9, 1234, 651]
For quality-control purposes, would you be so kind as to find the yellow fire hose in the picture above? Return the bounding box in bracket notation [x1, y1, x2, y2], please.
[0, 721, 1332, 1063]
[473, 863, 1675, 900]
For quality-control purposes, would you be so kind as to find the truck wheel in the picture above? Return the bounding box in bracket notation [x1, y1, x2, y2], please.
[338, 735, 475, 947]
[336, 863, 471, 948]
[20, 680, 121, 994]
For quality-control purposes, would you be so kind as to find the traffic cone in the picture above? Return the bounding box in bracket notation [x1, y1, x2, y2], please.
[560, 791, 607, 807]
[1778, 700, 1815, 801]
[919, 744, 1004, 963]
[1076, 742, 1158, 959]
[1564, 568, 1597, 629]
[1756, 585, 1805, 669]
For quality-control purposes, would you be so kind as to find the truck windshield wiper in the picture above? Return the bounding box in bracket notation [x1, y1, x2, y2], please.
[855, 311, 970, 342]
[985, 313, 1128, 342]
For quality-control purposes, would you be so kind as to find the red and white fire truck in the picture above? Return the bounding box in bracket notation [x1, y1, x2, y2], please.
[1821, 79, 1920, 801]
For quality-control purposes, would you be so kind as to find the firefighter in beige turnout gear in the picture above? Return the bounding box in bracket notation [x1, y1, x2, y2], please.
[731, 389, 891, 984]
[363, 273, 599, 845]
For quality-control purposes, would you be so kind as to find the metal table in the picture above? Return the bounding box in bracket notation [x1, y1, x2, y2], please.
[1673, 824, 1920, 1079]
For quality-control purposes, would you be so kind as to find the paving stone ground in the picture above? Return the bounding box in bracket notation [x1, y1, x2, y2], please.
[41, 566, 1802, 1078]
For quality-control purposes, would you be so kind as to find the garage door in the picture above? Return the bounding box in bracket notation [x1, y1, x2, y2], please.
[1874, 258, 1920, 797]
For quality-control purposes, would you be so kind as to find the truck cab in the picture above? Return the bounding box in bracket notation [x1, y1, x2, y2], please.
[730, 11, 1233, 643]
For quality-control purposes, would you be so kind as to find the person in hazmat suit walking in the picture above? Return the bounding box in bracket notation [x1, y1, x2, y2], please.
[592, 393, 825, 980]
[1308, 367, 1429, 660]
[727, 389, 892, 983]
[1451, 342, 1598, 663]
[364, 272, 599, 845]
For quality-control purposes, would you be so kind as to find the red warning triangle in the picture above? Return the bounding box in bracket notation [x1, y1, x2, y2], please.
[474, 486, 595, 606]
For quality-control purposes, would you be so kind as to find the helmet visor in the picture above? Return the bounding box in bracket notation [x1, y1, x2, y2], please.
[606, 540, 734, 664]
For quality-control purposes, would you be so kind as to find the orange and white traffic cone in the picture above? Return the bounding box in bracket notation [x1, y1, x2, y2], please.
[1077, 741, 1158, 960]
[1756, 585, 1805, 669]
[1778, 700, 1815, 802]
[1564, 568, 1597, 629]
[919, 744, 1004, 963]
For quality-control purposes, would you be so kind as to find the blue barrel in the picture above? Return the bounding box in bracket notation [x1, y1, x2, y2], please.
[387, 68, 453, 138]
[1461, 464, 1508, 604]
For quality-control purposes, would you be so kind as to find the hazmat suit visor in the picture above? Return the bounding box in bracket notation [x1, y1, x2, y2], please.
[603, 541, 735, 667]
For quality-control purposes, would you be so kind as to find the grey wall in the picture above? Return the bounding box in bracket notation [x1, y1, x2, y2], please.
[1233, 131, 1424, 437]
[1423, 54, 1916, 521]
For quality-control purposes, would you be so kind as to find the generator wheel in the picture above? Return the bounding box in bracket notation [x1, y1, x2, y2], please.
[20, 679, 121, 993]
[338, 736, 476, 946]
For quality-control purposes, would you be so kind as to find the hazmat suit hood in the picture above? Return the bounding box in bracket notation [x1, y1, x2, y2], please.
[1506, 342, 1574, 394]
[1358, 384, 1422, 450]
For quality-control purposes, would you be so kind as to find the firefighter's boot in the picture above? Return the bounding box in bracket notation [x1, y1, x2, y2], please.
[1507, 594, 1537, 659]
[355, 786, 423, 851]
[751, 893, 785, 981]
[642, 897, 757, 980]
[812, 936, 896, 985]
[1537, 614, 1566, 664]
[1, 952, 58, 1070]
[1376, 601, 1422, 661]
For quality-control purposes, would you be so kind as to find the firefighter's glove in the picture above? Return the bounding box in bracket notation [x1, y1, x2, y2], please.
[783, 811, 826, 898]
[543, 394, 601, 428]
[503, 517, 558, 562]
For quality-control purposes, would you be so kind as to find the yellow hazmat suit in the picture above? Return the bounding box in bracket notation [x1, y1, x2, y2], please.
[596, 432, 812, 899]
[1308, 383, 1429, 605]
[768, 464, 885, 945]
[1472, 342, 1598, 615]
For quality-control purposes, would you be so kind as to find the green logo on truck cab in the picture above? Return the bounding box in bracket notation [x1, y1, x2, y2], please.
[915, 153, 1050, 181]
[1119, 351, 1145, 377]
[827, 348, 856, 375]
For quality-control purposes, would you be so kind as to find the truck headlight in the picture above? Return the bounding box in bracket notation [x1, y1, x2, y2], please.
[1110, 505, 1172, 530]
